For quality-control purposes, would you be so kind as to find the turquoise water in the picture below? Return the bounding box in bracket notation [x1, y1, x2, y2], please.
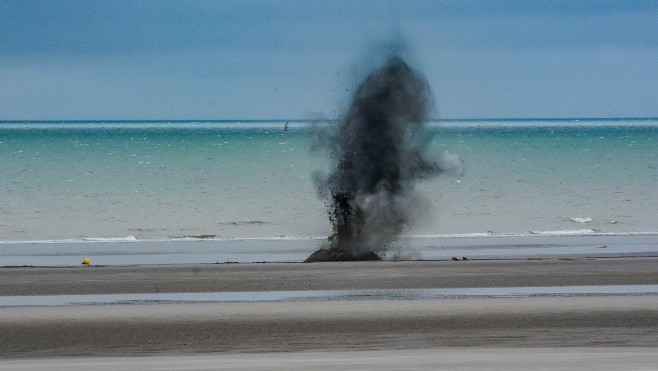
[1, 119, 657, 242]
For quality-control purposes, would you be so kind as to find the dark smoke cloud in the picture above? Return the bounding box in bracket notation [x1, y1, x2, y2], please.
[308, 56, 457, 261]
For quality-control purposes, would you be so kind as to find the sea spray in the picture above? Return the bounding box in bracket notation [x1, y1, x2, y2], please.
[306, 56, 460, 262]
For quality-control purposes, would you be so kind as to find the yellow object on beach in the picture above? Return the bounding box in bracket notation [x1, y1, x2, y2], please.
[82, 258, 90, 265]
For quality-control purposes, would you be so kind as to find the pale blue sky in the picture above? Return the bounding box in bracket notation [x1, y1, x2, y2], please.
[1, 0, 657, 120]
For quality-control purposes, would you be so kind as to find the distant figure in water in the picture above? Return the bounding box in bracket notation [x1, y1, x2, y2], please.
[284, 122, 288, 131]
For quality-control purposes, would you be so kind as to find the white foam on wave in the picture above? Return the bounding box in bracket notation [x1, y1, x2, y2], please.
[0, 236, 141, 245]
[529, 229, 595, 236]
[0, 239, 83, 245]
[569, 217, 593, 223]
[81, 236, 139, 242]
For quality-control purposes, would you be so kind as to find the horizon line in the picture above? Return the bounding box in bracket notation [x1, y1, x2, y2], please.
[2, 117, 658, 123]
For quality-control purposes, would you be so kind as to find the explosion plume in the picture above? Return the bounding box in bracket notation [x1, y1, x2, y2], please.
[306, 56, 453, 262]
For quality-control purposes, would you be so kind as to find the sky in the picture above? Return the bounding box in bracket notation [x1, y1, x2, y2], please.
[1, 0, 657, 120]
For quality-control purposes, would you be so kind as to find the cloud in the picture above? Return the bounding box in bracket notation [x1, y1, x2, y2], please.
[1, 1, 657, 119]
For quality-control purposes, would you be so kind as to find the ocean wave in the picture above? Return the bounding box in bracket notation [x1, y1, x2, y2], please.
[529, 229, 595, 236]
[0, 236, 142, 245]
[403, 230, 658, 238]
[81, 236, 139, 242]
[2, 230, 658, 245]
[216, 220, 272, 226]
[569, 217, 593, 223]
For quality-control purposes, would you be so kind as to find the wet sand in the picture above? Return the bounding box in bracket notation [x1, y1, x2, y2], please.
[1, 258, 658, 366]
[2, 296, 658, 357]
[2, 258, 658, 295]
[3, 348, 658, 370]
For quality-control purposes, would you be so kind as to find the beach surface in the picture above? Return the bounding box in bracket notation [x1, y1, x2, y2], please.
[2, 258, 658, 295]
[3, 348, 658, 370]
[2, 258, 658, 369]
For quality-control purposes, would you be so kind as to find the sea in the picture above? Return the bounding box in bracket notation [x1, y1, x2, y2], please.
[1, 118, 658, 265]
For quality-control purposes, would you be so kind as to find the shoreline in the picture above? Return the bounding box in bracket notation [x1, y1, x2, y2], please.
[3, 234, 658, 267]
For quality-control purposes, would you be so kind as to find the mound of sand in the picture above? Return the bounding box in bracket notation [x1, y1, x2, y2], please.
[304, 248, 381, 262]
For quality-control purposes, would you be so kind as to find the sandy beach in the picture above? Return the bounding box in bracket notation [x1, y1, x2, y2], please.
[3, 257, 658, 295]
[2, 348, 658, 370]
[1, 257, 658, 368]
